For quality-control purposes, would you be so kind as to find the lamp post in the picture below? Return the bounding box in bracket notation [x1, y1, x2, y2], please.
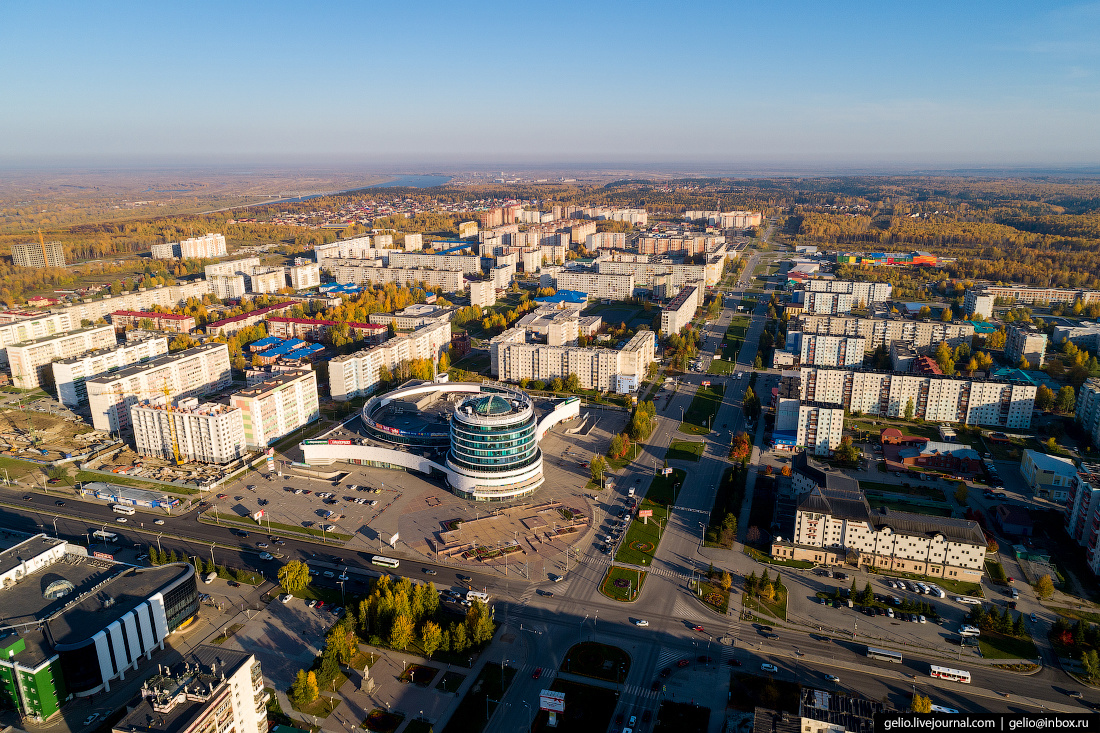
[52, 517, 59, 538]
[157, 533, 163, 557]
[210, 543, 216, 568]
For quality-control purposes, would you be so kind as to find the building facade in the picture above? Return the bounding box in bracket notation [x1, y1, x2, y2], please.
[545, 270, 635, 300]
[788, 333, 866, 367]
[55, 282, 214, 326]
[0, 311, 76, 365]
[229, 369, 320, 449]
[328, 322, 452, 400]
[387, 251, 482, 274]
[491, 329, 655, 392]
[332, 261, 465, 291]
[53, 336, 169, 407]
[805, 279, 894, 304]
[1005, 325, 1047, 367]
[7, 325, 117, 390]
[789, 315, 973, 354]
[1076, 378, 1100, 448]
[963, 290, 995, 319]
[1020, 449, 1077, 502]
[659, 284, 700, 335]
[469, 279, 496, 308]
[11, 240, 66, 269]
[108, 311, 196, 333]
[1063, 463, 1100, 575]
[132, 398, 246, 464]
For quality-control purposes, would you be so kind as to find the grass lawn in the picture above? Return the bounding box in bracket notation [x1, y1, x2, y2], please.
[363, 709, 404, 732]
[75, 470, 200, 495]
[435, 671, 466, 693]
[721, 317, 751, 360]
[614, 502, 668, 566]
[698, 579, 731, 614]
[210, 623, 243, 645]
[561, 642, 631, 682]
[0, 455, 44, 480]
[529, 679, 618, 733]
[743, 545, 815, 569]
[679, 383, 725, 435]
[645, 468, 685, 506]
[399, 664, 440, 687]
[708, 358, 738, 374]
[1050, 607, 1100, 625]
[858, 480, 947, 500]
[743, 582, 788, 621]
[654, 702, 710, 733]
[865, 495, 952, 517]
[599, 565, 647, 602]
[666, 440, 704, 462]
[441, 663, 516, 733]
[292, 693, 340, 719]
[705, 466, 746, 549]
[403, 721, 433, 733]
[979, 631, 1039, 660]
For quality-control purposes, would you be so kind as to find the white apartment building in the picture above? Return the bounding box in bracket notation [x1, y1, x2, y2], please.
[132, 398, 245, 464]
[1053, 322, 1100, 353]
[469, 280, 497, 308]
[514, 308, 581, 346]
[333, 262, 464, 291]
[798, 366, 1037, 429]
[1005, 325, 1047, 367]
[230, 369, 319, 449]
[288, 262, 321, 290]
[586, 232, 628, 249]
[1077, 379, 1100, 448]
[786, 332, 866, 367]
[774, 398, 845, 456]
[660, 284, 700, 335]
[403, 233, 424, 251]
[314, 237, 385, 267]
[544, 270, 635, 300]
[963, 290, 995, 319]
[0, 311, 76, 365]
[387, 251, 482, 274]
[7, 325, 116, 390]
[329, 321, 452, 400]
[204, 257, 261, 279]
[367, 304, 454, 331]
[790, 315, 974, 353]
[86, 343, 232, 433]
[540, 243, 566, 265]
[248, 268, 286, 294]
[596, 259, 720, 288]
[684, 210, 763, 228]
[53, 336, 169, 407]
[519, 248, 541, 273]
[1063, 463, 1100, 574]
[56, 281, 213, 325]
[151, 233, 227, 260]
[772, 486, 987, 582]
[491, 330, 655, 392]
[971, 285, 1100, 306]
[211, 274, 248, 300]
[803, 291, 856, 315]
[490, 263, 515, 289]
[805, 279, 893, 304]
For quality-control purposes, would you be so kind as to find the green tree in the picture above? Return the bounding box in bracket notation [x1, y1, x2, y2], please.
[278, 560, 310, 594]
[451, 622, 470, 653]
[564, 373, 581, 392]
[466, 601, 496, 645]
[1056, 386, 1076, 414]
[288, 669, 319, 708]
[590, 455, 608, 486]
[954, 484, 969, 504]
[720, 571, 733, 593]
[421, 621, 443, 659]
[834, 436, 860, 465]
[1035, 574, 1055, 599]
[326, 618, 358, 665]
[389, 613, 415, 650]
[550, 377, 563, 392]
[904, 397, 915, 420]
[941, 307, 953, 322]
[1035, 384, 1055, 411]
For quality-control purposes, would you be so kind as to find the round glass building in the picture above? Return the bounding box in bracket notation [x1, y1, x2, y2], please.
[446, 390, 544, 500]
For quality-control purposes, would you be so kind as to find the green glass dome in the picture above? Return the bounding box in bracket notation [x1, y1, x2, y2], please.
[471, 395, 513, 416]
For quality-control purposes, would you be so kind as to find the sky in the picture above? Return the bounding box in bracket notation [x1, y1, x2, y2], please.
[2, 1, 1099, 169]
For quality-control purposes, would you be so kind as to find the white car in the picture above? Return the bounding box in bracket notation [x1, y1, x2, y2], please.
[634, 619, 649, 627]
[116, 517, 127, 523]
[280, 594, 292, 604]
[307, 599, 317, 608]
[760, 663, 778, 673]
[154, 519, 165, 525]
[259, 552, 273, 560]
[83, 713, 101, 726]
[825, 674, 840, 682]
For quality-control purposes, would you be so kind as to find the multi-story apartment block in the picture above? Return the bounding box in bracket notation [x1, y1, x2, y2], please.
[204, 301, 295, 337]
[963, 290, 995, 319]
[540, 243, 567, 265]
[287, 262, 321, 290]
[0, 311, 76, 365]
[1053, 322, 1100, 353]
[802, 291, 856, 315]
[789, 315, 974, 353]
[1005, 324, 1047, 367]
[367, 304, 454, 331]
[53, 336, 169, 407]
[86, 343, 232, 433]
[774, 398, 845, 455]
[132, 398, 246, 464]
[267, 316, 385, 343]
[1064, 463, 1100, 575]
[490, 263, 515, 289]
[469, 279, 497, 308]
[248, 268, 286, 294]
[11, 240, 66, 268]
[109, 310, 196, 333]
[596, 259, 720, 288]
[805, 279, 893, 304]
[637, 234, 720, 256]
[152, 233, 228, 260]
[660, 284, 700, 335]
[683, 210, 763, 228]
[55, 281, 214, 325]
[1076, 379, 1100, 447]
[546, 270, 635, 300]
[491, 329, 655, 392]
[798, 367, 1037, 429]
[586, 232, 628, 250]
[403, 233, 424, 251]
[314, 237, 382, 266]
[7, 325, 116, 390]
[785, 332, 866, 367]
[113, 647, 267, 733]
[211, 274, 248, 299]
[332, 261, 465, 291]
[387, 251, 482, 274]
[204, 257, 261, 279]
[569, 220, 597, 244]
[970, 285, 1100, 306]
[328, 322, 453, 400]
[230, 369, 319, 449]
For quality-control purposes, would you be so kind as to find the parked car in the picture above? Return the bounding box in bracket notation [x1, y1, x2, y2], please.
[760, 663, 778, 673]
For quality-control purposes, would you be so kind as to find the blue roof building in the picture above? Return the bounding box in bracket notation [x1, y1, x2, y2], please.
[535, 290, 589, 305]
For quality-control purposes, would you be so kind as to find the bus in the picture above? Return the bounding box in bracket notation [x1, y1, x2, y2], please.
[467, 590, 490, 603]
[112, 504, 136, 516]
[865, 647, 903, 663]
[929, 665, 971, 684]
[91, 530, 118, 543]
[371, 556, 400, 569]
[930, 706, 960, 714]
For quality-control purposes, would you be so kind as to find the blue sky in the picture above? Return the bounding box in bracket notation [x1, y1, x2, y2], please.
[2, 1, 1098, 168]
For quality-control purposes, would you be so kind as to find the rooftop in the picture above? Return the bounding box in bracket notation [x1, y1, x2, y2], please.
[85, 343, 226, 386]
[232, 369, 313, 398]
[1023, 448, 1077, 474]
[112, 311, 194, 320]
[11, 324, 111, 347]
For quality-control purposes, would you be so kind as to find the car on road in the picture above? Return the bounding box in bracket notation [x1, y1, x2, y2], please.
[316, 601, 325, 609]
[136, 553, 149, 561]
[677, 659, 690, 668]
[274, 539, 285, 545]
[532, 668, 542, 679]
[423, 568, 437, 575]
[280, 594, 292, 603]
[635, 619, 649, 627]
[116, 517, 127, 523]
[1032, 613, 1039, 623]
[217, 493, 228, 499]
[825, 674, 840, 682]
[323, 571, 335, 578]
[760, 663, 778, 673]
[55, 500, 66, 506]
[247, 485, 256, 490]
[84, 713, 101, 726]
[259, 552, 273, 560]
[995, 492, 1007, 499]
[692, 625, 704, 632]
[457, 574, 472, 582]
[628, 715, 637, 726]
[1070, 691, 1084, 699]
[22, 495, 31, 500]
[728, 659, 742, 666]
[236, 530, 249, 537]
[257, 542, 268, 548]
[228, 581, 240, 587]
[154, 519, 165, 525]
[307, 599, 317, 608]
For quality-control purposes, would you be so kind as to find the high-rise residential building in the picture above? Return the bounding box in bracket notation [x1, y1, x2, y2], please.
[387, 251, 482, 274]
[85, 343, 232, 433]
[586, 232, 628, 250]
[230, 369, 319, 449]
[1064, 462, 1100, 575]
[1075, 378, 1100, 448]
[109, 310, 196, 333]
[595, 259, 719, 288]
[490, 329, 655, 392]
[968, 285, 1100, 306]
[805, 280, 893, 304]
[469, 279, 496, 308]
[53, 336, 169, 407]
[403, 233, 424, 250]
[113, 647, 267, 733]
[543, 270, 635, 300]
[637, 234, 718, 256]
[802, 291, 856, 315]
[332, 261, 465, 291]
[211, 274, 248, 299]
[287, 262, 321, 290]
[773, 398, 845, 455]
[1005, 324, 1047, 367]
[786, 332, 866, 367]
[132, 398, 246, 464]
[0, 311, 76, 365]
[329, 322, 452, 400]
[789, 315, 974, 354]
[204, 257, 261, 279]
[797, 366, 1037, 429]
[248, 268, 285, 294]
[152, 233, 227, 260]
[660, 284, 700, 335]
[11, 240, 66, 268]
[7, 325, 116, 390]
[963, 290, 995, 319]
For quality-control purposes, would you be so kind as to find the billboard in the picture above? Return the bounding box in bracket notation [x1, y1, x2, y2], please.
[328, 439, 354, 445]
[638, 509, 653, 518]
[539, 690, 565, 713]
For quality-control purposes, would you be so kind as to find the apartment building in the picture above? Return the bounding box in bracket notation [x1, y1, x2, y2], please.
[85, 343, 232, 433]
[314, 237, 384, 265]
[789, 315, 974, 353]
[1063, 463, 1100, 574]
[772, 486, 987, 582]
[1005, 324, 1047, 367]
[204, 301, 295, 337]
[545, 270, 635, 300]
[403, 233, 424, 251]
[287, 262, 321, 289]
[113, 647, 267, 733]
[569, 220, 597, 244]
[798, 366, 1037, 429]
[367, 304, 454, 331]
[248, 268, 285, 294]
[211, 274, 248, 299]
[540, 243, 566, 265]
[963, 290, 995, 319]
[596, 259, 720, 288]
[490, 263, 516, 289]
[802, 291, 856, 315]
[491, 329, 655, 392]
[11, 240, 66, 268]
[56, 281, 213, 325]
[586, 232, 628, 250]
[637, 234, 719, 256]
[514, 308, 581, 346]
[785, 332, 866, 367]
[332, 261, 465, 291]
[805, 279, 893, 304]
[109, 310, 196, 333]
[1076, 379, 1100, 447]
[328, 321, 452, 400]
[971, 285, 1100, 306]
[773, 398, 845, 455]
[469, 279, 497, 308]
[1053, 322, 1100, 353]
[458, 221, 478, 238]
[7, 325, 116, 390]
[132, 398, 246, 464]
[660, 284, 700, 335]
[204, 257, 261, 279]
[683, 210, 762, 228]
[53, 336, 169, 407]
[267, 316, 386, 343]
[0, 311, 76, 365]
[387, 251, 482, 274]
[230, 369, 319, 449]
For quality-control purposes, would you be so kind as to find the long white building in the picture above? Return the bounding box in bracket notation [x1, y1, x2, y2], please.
[0, 311, 76, 366]
[151, 233, 227, 260]
[332, 261, 465, 291]
[805, 279, 893, 304]
[86, 343, 232, 433]
[55, 281, 213, 325]
[132, 397, 246, 464]
[204, 257, 261, 279]
[53, 336, 169, 407]
[595, 259, 722, 288]
[660, 284, 700, 335]
[387, 251, 482, 274]
[329, 322, 452, 401]
[786, 332, 865, 367]
[789, 315, 974, 353]
[230, 369, 320, 449]
[797, 367, 1037, 428]
[7, 325, 117, 390]
[541, 270, 635, 300]
[491, 329, 655, 392]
